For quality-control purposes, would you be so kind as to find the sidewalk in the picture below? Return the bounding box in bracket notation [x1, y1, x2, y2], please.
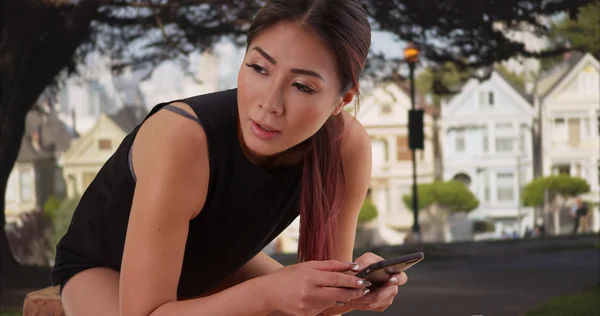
[348, 249, 600, 316]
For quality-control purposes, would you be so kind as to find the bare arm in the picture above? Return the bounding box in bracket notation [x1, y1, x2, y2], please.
[322, 113, 373, 315]
[200, 252, 284, 297]
[119, 103, 275, 316]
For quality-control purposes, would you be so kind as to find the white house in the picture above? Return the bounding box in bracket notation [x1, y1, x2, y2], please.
[537, 52, 600, 232]
[356, 81, 438, 244]
[441, 70, 537, 236]
[62, 106, 147, 198]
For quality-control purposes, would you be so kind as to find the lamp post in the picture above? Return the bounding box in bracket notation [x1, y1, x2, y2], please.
[404, 43, 422, 239]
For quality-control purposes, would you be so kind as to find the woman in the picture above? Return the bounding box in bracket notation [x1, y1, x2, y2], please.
[52, 0, 409, 315]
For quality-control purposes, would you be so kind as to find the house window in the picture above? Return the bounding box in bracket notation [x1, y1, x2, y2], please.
[568, 118, 581, 146]
[554, 164, 570, 175]
[6, 171, 18, 202]
[98, 138, 112, 150]
[553, 118, 567, 142]
[479, 91, 495, 106]
[483, 134, 488, 152]
[579, 69, 599, 93]
[19, 169, 34, 202]
[455, 131, 465, 152]
[496, 172, 514, 202]
[381, 103, 392, 114]
[495, 138, 513, 152]
[397, 136, 412, 161]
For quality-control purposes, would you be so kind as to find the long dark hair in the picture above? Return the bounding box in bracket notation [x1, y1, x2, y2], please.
[246, 0, 371, 262]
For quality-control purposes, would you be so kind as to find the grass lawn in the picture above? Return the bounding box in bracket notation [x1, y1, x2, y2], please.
[525, 284, 600, 316]
[0, 312, 22, 316]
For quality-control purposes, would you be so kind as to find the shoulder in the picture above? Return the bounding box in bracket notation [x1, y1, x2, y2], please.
[340, 111, 371, 174]
[131, 101, 210, 219]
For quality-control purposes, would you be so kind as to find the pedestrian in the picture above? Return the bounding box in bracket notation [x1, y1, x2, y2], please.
[572, 198, 589, 234]
[51, 1, 408, 315]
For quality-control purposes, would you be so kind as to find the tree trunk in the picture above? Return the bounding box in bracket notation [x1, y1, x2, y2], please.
[0, 101, 53, 290]
[1, 0, 100, 292]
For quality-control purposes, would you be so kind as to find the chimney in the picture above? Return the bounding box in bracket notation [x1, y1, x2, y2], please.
[32, 128, 41, 152]
[71, 108, 79, 138]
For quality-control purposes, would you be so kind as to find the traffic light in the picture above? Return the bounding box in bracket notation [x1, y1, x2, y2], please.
[409, 109, 424, 150]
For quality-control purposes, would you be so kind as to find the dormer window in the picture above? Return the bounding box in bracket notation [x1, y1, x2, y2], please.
[479, 90, 495, 107]
[381, 103, 392, 114]
[98, 138, 112, 150]
[578, 66, 599, 93]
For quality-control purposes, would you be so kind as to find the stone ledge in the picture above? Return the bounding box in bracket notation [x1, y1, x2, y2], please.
[23, 286, 65, 316]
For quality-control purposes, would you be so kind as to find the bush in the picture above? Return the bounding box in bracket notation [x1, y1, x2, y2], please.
[358, 199, 378, 224]
[51, 196, 81, 250]
[522, 175, 590, 207]
[402, 180, 479, 213]
[43, 195, 63, 221]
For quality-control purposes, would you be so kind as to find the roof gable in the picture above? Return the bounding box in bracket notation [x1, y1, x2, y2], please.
[443, 71, 535, 119]
[542, 53, 600, 101]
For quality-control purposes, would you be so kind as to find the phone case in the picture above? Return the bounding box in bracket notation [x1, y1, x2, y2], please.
[355, 252, 424, 286]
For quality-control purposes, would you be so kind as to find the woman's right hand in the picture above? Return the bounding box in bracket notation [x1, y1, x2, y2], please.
[260, 260, 372, 316]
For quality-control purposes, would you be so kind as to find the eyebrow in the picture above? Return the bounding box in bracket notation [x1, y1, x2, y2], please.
[252, 47, 277, 65]
[291, 69, 325, 81]
[251, 46, 326, 82]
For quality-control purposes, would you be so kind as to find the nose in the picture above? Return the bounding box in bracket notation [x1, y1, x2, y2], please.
[260, 89, 284, 116]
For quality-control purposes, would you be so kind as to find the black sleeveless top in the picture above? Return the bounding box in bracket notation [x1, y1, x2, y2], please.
[51, 89, 303, 298]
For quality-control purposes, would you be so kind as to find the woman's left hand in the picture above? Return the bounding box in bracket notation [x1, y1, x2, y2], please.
[343, 252, 408, 312]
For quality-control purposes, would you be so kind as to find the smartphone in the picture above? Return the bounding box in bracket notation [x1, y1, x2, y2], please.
[355, 252, 424, 287]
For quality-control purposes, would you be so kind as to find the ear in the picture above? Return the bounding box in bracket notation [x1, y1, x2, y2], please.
[332, 88, 358, 115]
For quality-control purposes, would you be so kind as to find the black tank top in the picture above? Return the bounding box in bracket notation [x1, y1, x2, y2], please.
[52, 89, 302, 298]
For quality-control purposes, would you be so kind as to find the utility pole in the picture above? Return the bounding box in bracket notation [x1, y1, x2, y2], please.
[404, 43, 424, 241]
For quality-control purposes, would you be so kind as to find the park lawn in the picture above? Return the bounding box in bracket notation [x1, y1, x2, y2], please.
[526, 284, 600, 316]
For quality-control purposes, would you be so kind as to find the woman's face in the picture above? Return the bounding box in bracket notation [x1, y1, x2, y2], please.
[237, 21, 353, 160]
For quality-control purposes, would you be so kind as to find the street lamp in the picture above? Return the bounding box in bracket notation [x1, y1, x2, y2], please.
[404, 43, 423, 240]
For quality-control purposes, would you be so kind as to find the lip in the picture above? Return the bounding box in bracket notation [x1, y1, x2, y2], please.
[254, 120, 280, 132]
[250, 120, 281, 140]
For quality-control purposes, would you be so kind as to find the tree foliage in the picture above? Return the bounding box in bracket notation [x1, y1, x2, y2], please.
[548, 0, 600, 60]
[495, 64, 526, 90]
[415, 62, 473, 106]
[521, 175, 591, 207]
[362, 0, 595, 79]
[358, 199, 378, 224]
[402, 181, 479, 213]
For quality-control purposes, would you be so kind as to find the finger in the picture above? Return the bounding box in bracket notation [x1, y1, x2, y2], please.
[308, 260, 356, 272]
[348, 284, 397, 305]
[386, 272, 408, 286]
[316, 271, 373, 289]
[353, 252, 384, 271]
[319, 286, 371, 303]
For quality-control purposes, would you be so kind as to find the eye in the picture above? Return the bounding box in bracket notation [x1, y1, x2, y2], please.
[292, 82, 315, 95]
[245, 63, 267, 75]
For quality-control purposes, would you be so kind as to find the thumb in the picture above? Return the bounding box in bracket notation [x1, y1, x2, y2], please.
[308, 260, 356, 272]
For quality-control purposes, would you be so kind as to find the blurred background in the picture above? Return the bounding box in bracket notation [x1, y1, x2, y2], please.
[1, 0, 599, 315]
